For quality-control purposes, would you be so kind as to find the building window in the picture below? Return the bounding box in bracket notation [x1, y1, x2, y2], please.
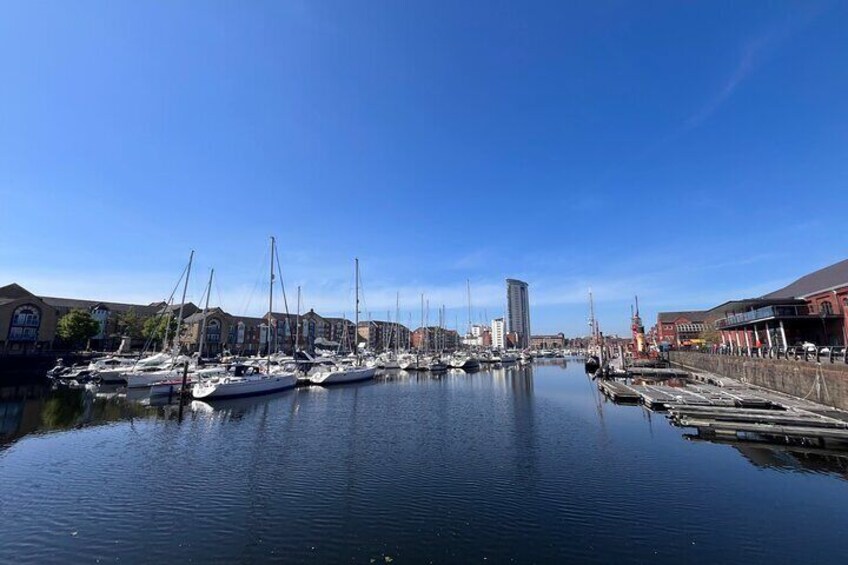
[9, 305, 41, 342]
[206, 319, 221, 343]
[821, 301, 833, 315]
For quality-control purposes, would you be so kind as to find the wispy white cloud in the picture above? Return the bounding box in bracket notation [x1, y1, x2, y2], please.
[685, 6, 829, 128]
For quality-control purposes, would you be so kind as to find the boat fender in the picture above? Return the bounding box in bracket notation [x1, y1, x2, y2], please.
[223, 378, 230, 384]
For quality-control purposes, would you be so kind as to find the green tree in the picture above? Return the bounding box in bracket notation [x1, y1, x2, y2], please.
[57, 309, 101, 349]
[142, 316, 178, 347]
[116, 307, 144, 339]
[698, 326, 723, 346]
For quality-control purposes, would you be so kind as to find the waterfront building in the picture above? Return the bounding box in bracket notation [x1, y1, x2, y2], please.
[491, 318, 506, 350]
[43, 296, 168, 351]
[530, 333, 566, 350]
[358, 320, 411, 352]
[657, 258, 848, 350]
[0, 284, 58, 354]
[322, 317, 356, 351]
[411, 327, 460, 351]
[712, 259, 848, 349]
[655, 311, 708, 347]
[506, 279, 531, 348]
[463, 324, 491, 347]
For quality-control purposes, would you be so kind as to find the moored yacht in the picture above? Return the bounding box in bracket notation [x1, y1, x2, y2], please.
[192, 365, 297, 399]
[308, 258, 376, 386]
[449, 351, 480, 370]
[192, 237, 298, 400]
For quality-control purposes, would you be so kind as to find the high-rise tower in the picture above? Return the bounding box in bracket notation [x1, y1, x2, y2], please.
[506, 279, 531, 348]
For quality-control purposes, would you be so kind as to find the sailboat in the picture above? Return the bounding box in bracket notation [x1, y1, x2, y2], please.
[125, 251, 197, 388]
[448, 351, 480, 370]
[192, 237, 297, 400]
[309, 258, 377, 385]
[584, 289, 602, 374]
[450, 280, 481, 370]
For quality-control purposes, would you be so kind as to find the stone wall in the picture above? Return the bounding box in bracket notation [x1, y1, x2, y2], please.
[669, 351, 848, 411]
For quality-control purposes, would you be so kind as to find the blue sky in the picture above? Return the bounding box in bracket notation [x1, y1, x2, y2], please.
[1, 1, 846, 335]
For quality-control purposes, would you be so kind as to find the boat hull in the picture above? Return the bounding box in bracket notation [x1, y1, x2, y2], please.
[309, 367, 376, 385]
[126, 370, 185, 389]
[192, 374, 297, 400]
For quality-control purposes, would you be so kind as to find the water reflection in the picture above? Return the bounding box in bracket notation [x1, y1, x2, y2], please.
[1, 385, 155, 447]
[685, 436, 848, 479]
[4, 360, 848, 563]
[3, 360, 848, 485]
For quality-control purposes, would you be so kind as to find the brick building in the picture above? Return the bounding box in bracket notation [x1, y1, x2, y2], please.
[530, 333, 566, 350]
[655, 311, 708, 347]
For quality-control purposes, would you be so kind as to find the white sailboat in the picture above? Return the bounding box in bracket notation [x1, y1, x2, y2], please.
[309, 258, 377, 385]
[192, 236, 297, 400]
[449, 351, 480, 370]
[124, 251, 198, 388]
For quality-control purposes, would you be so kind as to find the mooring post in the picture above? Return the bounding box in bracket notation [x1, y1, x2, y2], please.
[178, 363, 189, 421]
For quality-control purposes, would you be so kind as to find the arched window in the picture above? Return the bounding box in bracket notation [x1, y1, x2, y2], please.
[9, 305, 41, 341]
[206, 319, 221, 343]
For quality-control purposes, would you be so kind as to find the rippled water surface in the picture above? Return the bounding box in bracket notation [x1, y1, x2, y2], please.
[3, 360, 848, 563]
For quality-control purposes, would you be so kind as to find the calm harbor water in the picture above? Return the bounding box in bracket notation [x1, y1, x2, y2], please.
[3, 360, 848, 563]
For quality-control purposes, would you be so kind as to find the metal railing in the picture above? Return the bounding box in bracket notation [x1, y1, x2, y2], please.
[715, 304, 814, 329]
[696, 344, 848, 364]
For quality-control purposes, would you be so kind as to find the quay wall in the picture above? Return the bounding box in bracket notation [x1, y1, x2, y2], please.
[669, 352, 848, 411]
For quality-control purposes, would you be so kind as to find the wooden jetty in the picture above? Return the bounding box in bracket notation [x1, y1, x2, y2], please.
[597, 365, 848, 448]
[626, 366, 689, 378]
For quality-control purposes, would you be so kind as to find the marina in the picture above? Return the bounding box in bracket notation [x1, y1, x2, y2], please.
[4, 360, 848, 563]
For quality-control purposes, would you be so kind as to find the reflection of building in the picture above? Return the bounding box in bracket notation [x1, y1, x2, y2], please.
[506, 279, 531, 348]
[492, 318, 506, 349]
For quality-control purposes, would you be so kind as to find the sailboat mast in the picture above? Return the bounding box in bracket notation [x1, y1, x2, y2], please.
[395, 292, 400, 355]
[198, 268, 214, 358]
[588, 288, 597, 343]
[354, 258, 360, 364]
[173, 250, 194, 358]
[268, 236, 275, 372]
[466, 279, 472, 341]
[420, 293, 425, 354]
[426, 299, 430, 354]
[295, 286, 301, 353]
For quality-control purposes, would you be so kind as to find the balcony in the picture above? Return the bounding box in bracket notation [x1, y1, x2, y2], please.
[716, 304, 839, 329]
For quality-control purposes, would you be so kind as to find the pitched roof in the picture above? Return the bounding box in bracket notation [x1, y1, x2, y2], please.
[42, 296, 162, 315]
[0, 283, 37, 300]
[763, 258, 848, 299]
[183, 307, 229, 324]
[657, 311, 707, 323]
[322, 316, 353, 324]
